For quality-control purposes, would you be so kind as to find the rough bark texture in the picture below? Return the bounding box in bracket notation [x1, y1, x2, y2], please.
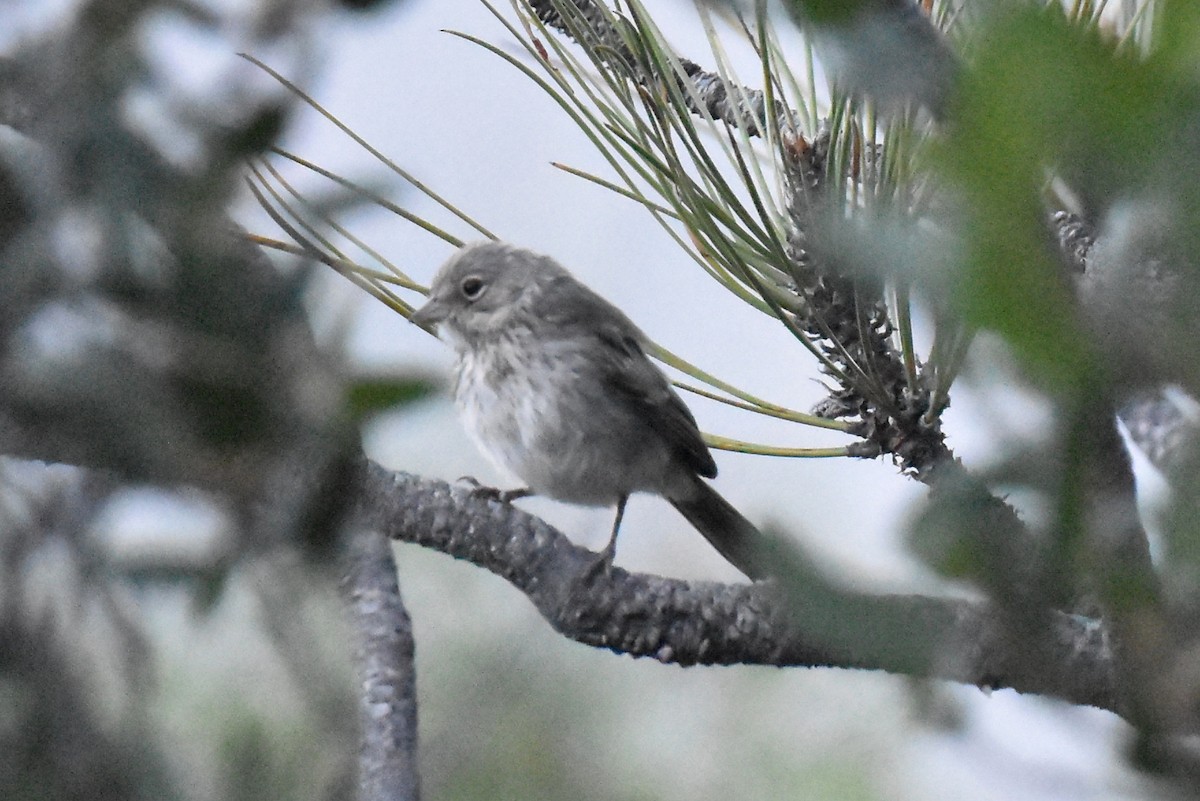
[342, 527, 422, 801]
[354, 458, 1118, 712]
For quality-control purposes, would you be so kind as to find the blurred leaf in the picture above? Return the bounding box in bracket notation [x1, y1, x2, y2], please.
[222, 105, 289, 157]
[907, 483, 989, 581]
[346, 374, 440, 422]
[184, 380, 271, 445]
[193, 562, 233, 616]
[338, 0, 394, 10]
[295, 434, 362, 562]
[934, 4, 1190, 390]
[782, 0, 957, 115]
[1155, 0, 1200, 72]
[784, 0, 892, 25]
[1153, 441, 1200, 602]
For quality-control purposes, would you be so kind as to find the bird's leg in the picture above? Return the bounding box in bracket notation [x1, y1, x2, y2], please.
[591, 494, 628, 575]
[457, 476, 533, 504]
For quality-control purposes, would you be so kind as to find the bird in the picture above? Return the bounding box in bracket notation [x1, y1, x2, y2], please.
[409, 241, 768, 580]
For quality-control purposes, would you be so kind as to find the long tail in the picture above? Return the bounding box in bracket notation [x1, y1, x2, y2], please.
[668, 477, 771, 581]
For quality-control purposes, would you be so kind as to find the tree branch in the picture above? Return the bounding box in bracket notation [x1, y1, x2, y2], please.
[527, 0, 799, 138]
[355, 458, 1118, 712]
[341, 526, 421, 801]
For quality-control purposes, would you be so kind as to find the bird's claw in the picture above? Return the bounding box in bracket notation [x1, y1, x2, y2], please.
[456, 475, 492, 495]
[584, 542, 618, 579]
[456, 477, 531, 504]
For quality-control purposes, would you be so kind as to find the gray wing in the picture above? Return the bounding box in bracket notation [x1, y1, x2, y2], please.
[536, 273, 717, 478]
[594, 321, 718, 479]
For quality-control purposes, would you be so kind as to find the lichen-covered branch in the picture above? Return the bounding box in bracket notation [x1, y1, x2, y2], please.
[527, 0, 800, 137]
[355, 458, 1118, 712]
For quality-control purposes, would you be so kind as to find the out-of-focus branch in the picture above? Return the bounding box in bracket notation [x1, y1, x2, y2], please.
[341, 526, 421, 801]
[0, 462, 170, 801]
[1053, 210, 1095, 276]
[1, 28, 421, 799]
[1051, 203, 1188, 764]
[783, 0, 958, 117]
[1119, 389, 1199, 476]
[1055, 207, 1200, 476]
[1078, 399, 1177, 760]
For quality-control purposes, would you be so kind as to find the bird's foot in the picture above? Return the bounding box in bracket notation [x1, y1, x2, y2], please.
[584, 539, 618, 579]
[456, 477, 532, 504]
[583, 504, 624, 579]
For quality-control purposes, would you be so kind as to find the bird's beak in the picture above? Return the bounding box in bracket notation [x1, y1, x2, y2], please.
[409, 297, 447, 331]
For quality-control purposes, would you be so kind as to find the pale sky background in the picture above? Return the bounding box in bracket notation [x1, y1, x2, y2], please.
[9, 0, 1155, 797]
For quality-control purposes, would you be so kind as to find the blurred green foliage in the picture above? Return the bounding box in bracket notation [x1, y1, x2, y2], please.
[346, 376, 440, 423]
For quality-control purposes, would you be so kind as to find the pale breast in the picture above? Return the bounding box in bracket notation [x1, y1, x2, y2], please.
[451, 330, 677, 506]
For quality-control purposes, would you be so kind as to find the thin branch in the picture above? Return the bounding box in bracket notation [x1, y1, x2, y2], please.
[527, 0, 802, 138]
[341, 526, 421, 801]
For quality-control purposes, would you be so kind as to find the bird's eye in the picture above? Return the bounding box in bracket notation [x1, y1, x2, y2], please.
[460, 276, 486, 300]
